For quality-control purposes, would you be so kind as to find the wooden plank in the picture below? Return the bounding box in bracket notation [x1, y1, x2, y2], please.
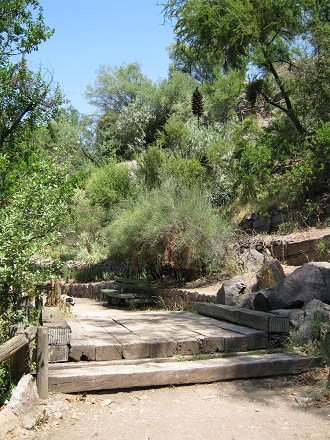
[101, 289, 123, 296]
[140, 311, 257, 351]
[114, 277, 151, 286]
[0, 326, 37, 362]
[48, 353, 322, 393]
[49, 345, 69, 363]
[212, 321, 268, 350]
[102, 289, 152, 297]
[194, 303, 289, 333]
[67, 318, 123, 361]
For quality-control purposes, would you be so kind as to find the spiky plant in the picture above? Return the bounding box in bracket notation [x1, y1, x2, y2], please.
[192, 87, 203, 126]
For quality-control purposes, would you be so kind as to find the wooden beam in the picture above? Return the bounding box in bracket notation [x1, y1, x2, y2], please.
[48, 353, 321, 394]
[0, 326, 37, 363]
[193, 303, 289, 333]
[36, 327, 49, 399]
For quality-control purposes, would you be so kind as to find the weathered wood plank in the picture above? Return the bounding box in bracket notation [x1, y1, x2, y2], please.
[194, 303, 289, 333]
[36, 327, 49, 399]
[48, 353, 322, 394]
[67, 317, 123, 361]
[0, 326, 37, 363]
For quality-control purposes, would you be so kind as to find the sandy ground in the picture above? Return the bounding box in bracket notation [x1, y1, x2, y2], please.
[26, 370, 330, 440]
[24, 227, 330, 439]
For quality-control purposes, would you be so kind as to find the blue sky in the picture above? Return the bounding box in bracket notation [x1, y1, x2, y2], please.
[27, 1, 174, 114]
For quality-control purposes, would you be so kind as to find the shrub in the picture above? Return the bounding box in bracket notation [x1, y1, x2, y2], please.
[136, 146, 165, 189]
[107, 179, 232, 280]
[85, 159, 136, 211]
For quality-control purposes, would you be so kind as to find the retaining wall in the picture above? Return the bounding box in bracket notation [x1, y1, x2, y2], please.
[60, 281, 215, 309]
[268, 234, 330, 266]
[240, 205, 330, 234]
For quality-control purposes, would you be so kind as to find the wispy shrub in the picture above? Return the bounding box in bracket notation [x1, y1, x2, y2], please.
[107, 179, 232, 280]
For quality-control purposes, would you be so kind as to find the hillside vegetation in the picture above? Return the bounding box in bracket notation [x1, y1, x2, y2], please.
[0, 0, 329, 329]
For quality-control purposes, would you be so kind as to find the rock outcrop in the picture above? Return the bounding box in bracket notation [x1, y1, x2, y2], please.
[253, 262, 330, 312]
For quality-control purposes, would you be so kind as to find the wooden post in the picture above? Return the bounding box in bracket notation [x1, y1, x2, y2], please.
[10, 325, 25, 382]
[36, 327, 49, 399]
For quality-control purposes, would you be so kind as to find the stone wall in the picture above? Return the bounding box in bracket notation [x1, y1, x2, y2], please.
[152, 288, 215, 309]
[240, 205, 330, 234]
[268, 234, 330, 266]
[60, 281, 215, 309]
[61, 281, 114, 298]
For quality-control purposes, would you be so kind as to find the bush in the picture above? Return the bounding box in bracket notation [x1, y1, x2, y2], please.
[85, 159, 136, 211]
[107, 179, 232, 280]
[136, 146, 165, 189]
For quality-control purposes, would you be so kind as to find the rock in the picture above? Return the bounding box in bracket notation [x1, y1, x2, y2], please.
[295, 299, 330, 343]
[0, 375, 40, 439]
[252, 258, 286, 292]
[240, 248, 265, 273]
[8, 374, 39, 430]
[216, 276, 246, 306]
[253, 262, 330, 311]
[0, 407, 20, 439]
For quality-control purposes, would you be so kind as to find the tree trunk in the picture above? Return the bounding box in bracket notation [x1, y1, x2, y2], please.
[266, 61, 305, 134]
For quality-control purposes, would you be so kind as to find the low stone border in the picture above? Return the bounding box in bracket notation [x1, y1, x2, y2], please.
[152, 287, 215, 309]
[60, 281, 216, 309]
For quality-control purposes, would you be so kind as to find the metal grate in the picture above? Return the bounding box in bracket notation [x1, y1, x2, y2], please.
[268, 316, 290, 333]
[48, 327, 71, 345]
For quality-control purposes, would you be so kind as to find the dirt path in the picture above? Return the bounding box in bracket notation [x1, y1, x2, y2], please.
[26, 370, 330, 440]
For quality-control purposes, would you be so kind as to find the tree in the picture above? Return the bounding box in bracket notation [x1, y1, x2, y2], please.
[86, 64, 199, 159]
[86, 63, 154, 113]
[161, 0, 329, 133]
[0, 0, 74, 309]
[0, 0, 54, 58]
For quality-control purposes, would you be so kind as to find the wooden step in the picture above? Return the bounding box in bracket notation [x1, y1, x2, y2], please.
[66, 314, 268, 362]
[194, 303, 290, 333]
[48, 352, 322, 394]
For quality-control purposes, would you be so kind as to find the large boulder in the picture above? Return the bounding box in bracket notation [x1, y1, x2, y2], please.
[252, 258, 286, 292]
[254, 262, 330, 311]
[296, 299, 330, 344]
[216, 276, 246, 306]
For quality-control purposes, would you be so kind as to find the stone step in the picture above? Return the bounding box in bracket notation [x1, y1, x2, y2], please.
[194, 303, 290, 333]
[48, 352, 322, 394]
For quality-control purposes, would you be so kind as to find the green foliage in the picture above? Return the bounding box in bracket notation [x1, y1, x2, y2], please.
[86, 64, 199, 159]
[203, 69, 245, 123]
[107, 179, 232, 279]
[52, 161, 138, 264]
[86, 63, 154, 113]
[0, 0, 76, 312]
[113, 99, 156, 157]
[157, 116, 221, 159]
[163, 155, 207, 185]
[85, 159, 136, 212]
[0, 0, 54, 58]
[161, 0, 330, 133]
[264, 122, 330, 207]
[315, 238, 330, 262]
[0, 154, 73, 298]
[0, 59, 62, 150]
[136, 146, 165, 189]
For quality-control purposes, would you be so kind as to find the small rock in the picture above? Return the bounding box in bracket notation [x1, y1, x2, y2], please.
[101, 399, 113, 407]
